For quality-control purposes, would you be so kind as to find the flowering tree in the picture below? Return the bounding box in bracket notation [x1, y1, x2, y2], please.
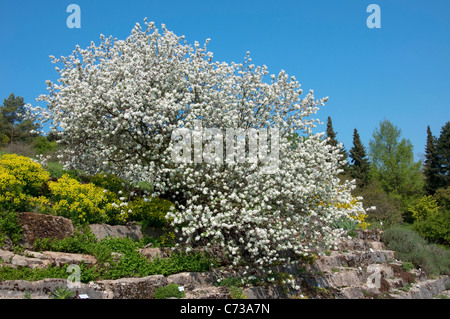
[30, 20, 367, 267]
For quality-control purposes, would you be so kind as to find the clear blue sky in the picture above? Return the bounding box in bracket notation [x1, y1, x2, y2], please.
[1, 0, 449, 161]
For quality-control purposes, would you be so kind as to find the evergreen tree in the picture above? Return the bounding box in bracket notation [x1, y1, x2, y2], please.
[326, 116, 348, 169]
[423, 126, 441, 194]
[436, 121, 450, 188]
[0, 93, 40, 144]
[349, 128, 370, 187]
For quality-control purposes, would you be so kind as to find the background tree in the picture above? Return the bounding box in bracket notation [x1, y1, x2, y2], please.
[368, 119, 424, 204]
[436, 121, 450, 189]
[326, 116, 348, 170]
[423, 126, 441, 194]
[1, 93, 40, 144]
[349, 128, 370, 188]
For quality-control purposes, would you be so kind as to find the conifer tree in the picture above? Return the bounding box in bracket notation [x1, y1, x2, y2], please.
[437, 121, 450, 188]
[349, 128, 370, 187]
[326, 116, 348, 169]
[423, 126, 441, 194]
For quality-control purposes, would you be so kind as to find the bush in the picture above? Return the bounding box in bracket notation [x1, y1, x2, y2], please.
[381, 225, 450, 277]
[89, 173, 129, 195]
[128, 197, 176, 228]
[0, 154, 49, 197]
[408, 195, 439, 222]
[48, 174, 126, 225]
[0, 154, 51, 212]
[413, 209, 450, 246]
[434, 187, 450, 210]
[355, 181, 403, 226]
[32, 136, 58, 155]
[153, 283, 185, 299]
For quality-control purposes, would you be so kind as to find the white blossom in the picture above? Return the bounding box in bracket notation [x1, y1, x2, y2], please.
[28, 21, 367, 269]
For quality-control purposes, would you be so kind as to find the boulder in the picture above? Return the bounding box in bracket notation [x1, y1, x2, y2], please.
[89, 223, 143, 241]
[18, 212, 74, 249]
[42, 251, 97, 266]
[96, 275, 168, 299]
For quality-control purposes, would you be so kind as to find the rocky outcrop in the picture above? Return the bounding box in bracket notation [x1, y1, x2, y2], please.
[0, 229, 449, 299]
[88, 223, 143, 241]
[18, 212, 74, 249]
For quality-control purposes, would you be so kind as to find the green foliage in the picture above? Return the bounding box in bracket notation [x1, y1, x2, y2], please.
[368, 119, 424, 203]
[349, 128, 370, 187]
[381, 226, 450, 277]
[34, 227, 112, 264]
[402, 262, 414, 272]
[89, 173, 129, 195]
[0, 211, 23, 247]
[153, 283, 185, 299]
[128, 197, 176, 228]
[436, 122, 450, 188]
[45, 162, 65, 179]
[1, 93, 40, 144]
[408, 195, 440, 222]
[32, 136, 57, 155]
[326, 116, 348, 169]
[51, 286, 75, 299]
[412, 209, 450, 246]
[423, 126, 441, 195]
[229, 286, 247, 299]
[434, 187, 450, 210]
[354, 181, 403, 226]
[33, 230, 217, 281]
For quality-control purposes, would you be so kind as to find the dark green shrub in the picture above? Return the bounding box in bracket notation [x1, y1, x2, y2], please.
[434, 187, 450, 210]
[32, 136, 57, 155]
[354, 181, 403, 226]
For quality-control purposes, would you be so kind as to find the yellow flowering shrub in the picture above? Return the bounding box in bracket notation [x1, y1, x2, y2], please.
[49, 174, 127, 224]
[0, 154, 50, 212]
[0, 154, 50, 196]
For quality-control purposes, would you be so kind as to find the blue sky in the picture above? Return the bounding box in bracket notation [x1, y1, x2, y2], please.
[1, 0, 449, 161]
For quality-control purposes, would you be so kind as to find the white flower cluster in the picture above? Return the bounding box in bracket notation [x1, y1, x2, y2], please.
[28, 20, 366, 268]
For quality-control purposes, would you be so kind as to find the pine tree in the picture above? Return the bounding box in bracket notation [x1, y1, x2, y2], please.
[326, 116, 348, 169]
[0, 93, 40, 144]
[436, 121, 450, 188]
[349, 128, 370, 187]
[423, 126, 441, 194]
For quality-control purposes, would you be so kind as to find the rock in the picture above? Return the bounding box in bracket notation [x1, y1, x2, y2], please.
[96, 275, 168, 299]
[10, 255, 51, 268]
[89, 223, 143, 241]
[167, 272, 219, 290]
[0, 249, 14, 263]
[42, 251, 97, 266]
[185, 286, 230, 299]
[18, 212, 74, 249]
